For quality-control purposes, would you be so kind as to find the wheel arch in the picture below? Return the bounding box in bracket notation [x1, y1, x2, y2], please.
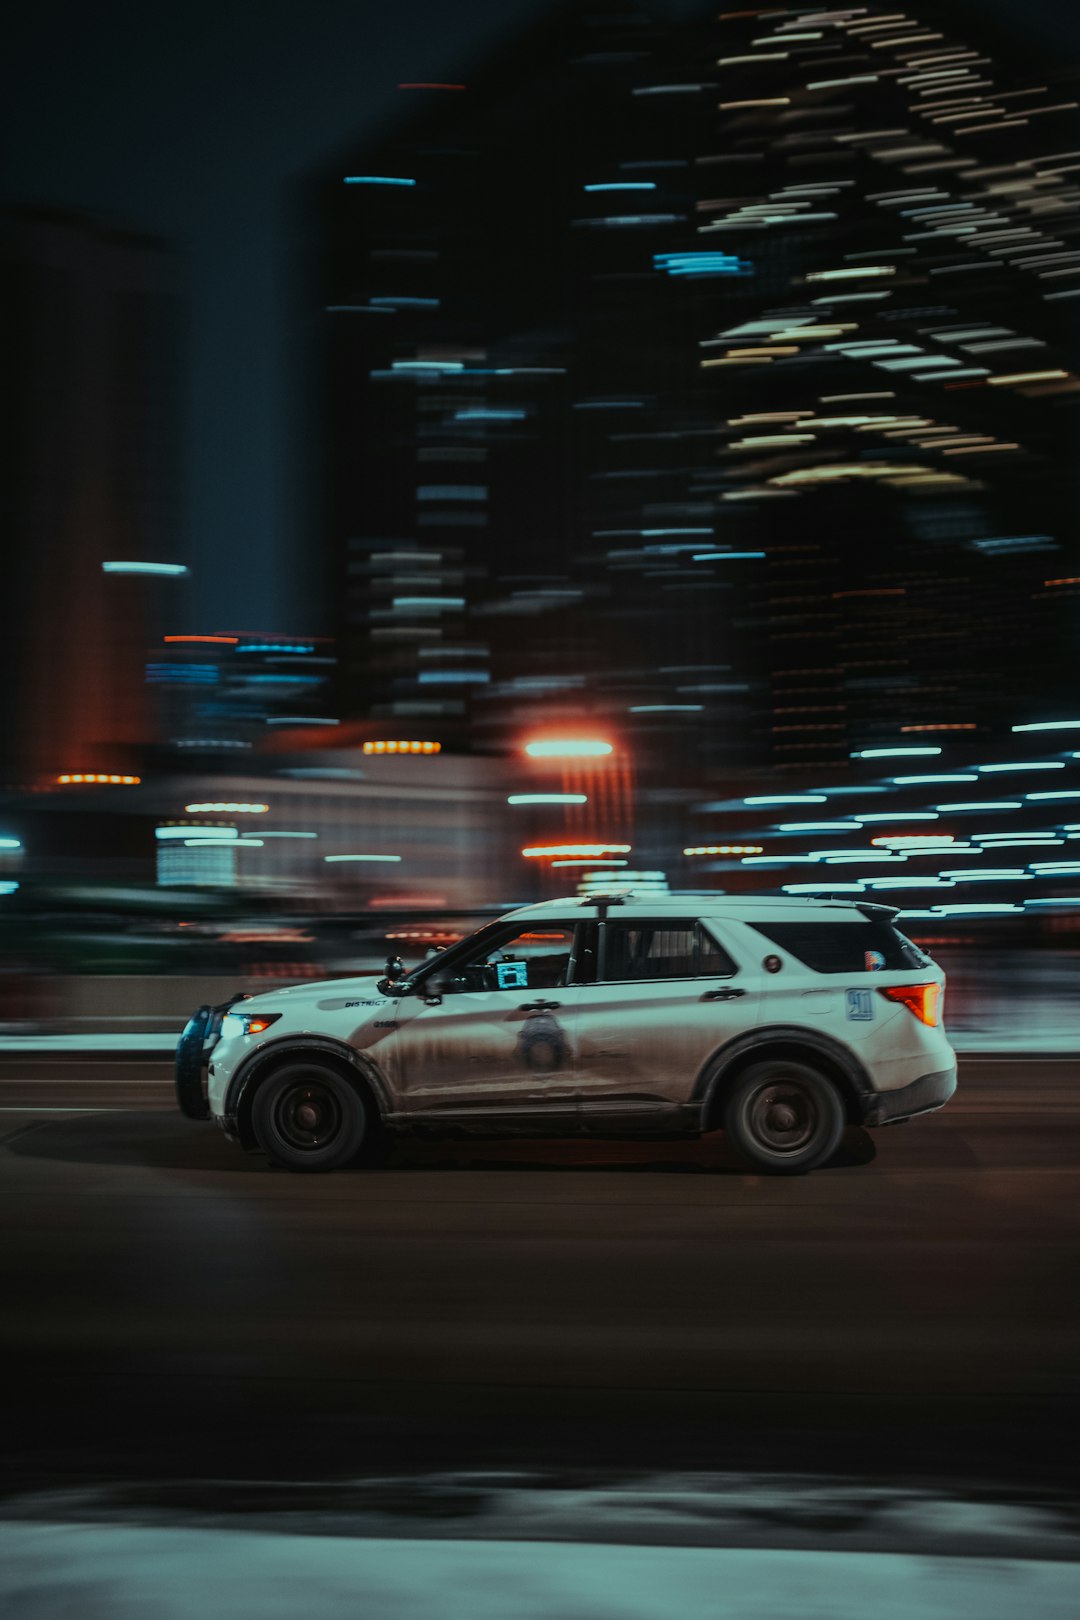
[696, 1026, 872, 1132]
[227, 1037, 392, 1151]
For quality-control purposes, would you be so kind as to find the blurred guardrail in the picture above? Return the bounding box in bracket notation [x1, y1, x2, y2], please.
[0, 960, 407, 1033]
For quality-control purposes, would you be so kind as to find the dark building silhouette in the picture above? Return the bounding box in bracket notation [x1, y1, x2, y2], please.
[1, 210, 186, 787]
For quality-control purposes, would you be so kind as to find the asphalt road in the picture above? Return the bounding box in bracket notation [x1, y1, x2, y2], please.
[1, 1054, 1078, 1496]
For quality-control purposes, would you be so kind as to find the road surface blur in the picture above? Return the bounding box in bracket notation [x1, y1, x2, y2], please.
[1, 1054, 1078, 1494]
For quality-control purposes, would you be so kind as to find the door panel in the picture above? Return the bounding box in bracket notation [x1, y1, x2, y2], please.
[575, 919, 759, 1132]
[389, 920, 586, 1133]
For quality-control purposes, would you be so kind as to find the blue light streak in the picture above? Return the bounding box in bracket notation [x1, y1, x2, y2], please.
[584, 182, 656, 192]
[776, 822, 855, 832]
[745, 794, 827, 806]
[855, 812, 939, 823]
[654, 251, 753, 278]
[103, 561, 188, 577]
[344, 176, 416, 186]
[453, 408, 525, 422]
[145, 664, 218, 684]
[507, 794, 588, 805]
[156, 826, 238, 842]
[972, 535, 1057, 553]
[242, 674, 321, 684]
[854, 746, 942, 759]
[976, 761, 1064, 773]
[892, 774, 977, 785]
[934, 802, 1022, 812]
[782, 883, 865, 894]
[417, 671, 490, 684]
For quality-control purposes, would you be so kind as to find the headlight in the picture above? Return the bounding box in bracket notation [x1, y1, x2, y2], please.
[220, 1012, 281, 1041]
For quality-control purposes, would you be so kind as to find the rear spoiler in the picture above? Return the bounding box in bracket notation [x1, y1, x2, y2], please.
[855, 902, 900, 921]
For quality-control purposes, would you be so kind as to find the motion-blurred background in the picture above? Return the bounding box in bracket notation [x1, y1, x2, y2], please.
[3, 0, 1080, 1046]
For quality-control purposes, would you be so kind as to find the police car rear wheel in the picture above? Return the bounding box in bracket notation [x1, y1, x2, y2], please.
[724, 1061, 845, 1175]
[252, 1062, 368, 1172]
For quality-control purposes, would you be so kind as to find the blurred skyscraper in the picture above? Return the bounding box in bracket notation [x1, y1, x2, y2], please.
[0, 210, 186, 787]
[314, 0, 1079, 793]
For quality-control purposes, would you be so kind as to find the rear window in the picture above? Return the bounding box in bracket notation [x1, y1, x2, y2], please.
[749, 919, 930, 974]
[601, 920, 737, 982]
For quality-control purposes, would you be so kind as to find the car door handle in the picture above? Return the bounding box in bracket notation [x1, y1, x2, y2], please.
[519, 999, 561, 1011]
[701, 987, 746, 1000]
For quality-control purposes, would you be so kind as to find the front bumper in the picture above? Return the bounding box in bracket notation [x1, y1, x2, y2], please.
[175, 1005, 214, 1119]
[861, 1064, 957, 1127]
[174, 996, 246, 1121]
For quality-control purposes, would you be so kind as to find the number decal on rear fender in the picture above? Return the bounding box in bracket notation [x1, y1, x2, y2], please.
[846, 989, 874, 1020]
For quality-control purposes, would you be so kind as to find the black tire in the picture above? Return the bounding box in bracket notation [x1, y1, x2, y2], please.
[251, 1060, 369, 1172]
[722, 1060, 845, 1176]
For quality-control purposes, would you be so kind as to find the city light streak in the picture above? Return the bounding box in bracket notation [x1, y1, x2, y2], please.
[102, 561, 188, 576]
[156, 826, 237, 841]
[507, 793, 589, 806]
[683, 845, 763, 856]
[57, 774, 140, 786]
[184, 802, 269, 814]
[524, 740, 613, 758]
[324, 854, 403, 863]
[522, 843, 631, 860]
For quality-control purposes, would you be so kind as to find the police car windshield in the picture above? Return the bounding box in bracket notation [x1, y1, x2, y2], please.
[401, 922, 507, 989]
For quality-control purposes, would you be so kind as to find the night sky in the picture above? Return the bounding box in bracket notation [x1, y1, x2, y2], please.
[3, 0, 1074, 630]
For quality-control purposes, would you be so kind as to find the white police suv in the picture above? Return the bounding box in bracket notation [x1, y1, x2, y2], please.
[175, 894, 956, 1176]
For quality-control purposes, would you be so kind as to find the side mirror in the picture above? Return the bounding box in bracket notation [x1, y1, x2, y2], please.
[377, 975, 414, 997]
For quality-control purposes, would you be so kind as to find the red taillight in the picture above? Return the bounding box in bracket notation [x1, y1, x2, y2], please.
[878, 982, 942, 1026]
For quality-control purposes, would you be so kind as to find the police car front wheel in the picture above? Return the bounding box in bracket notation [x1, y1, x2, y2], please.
[252, 1061, 369, 1172]
[723, 1061, 845, 1176]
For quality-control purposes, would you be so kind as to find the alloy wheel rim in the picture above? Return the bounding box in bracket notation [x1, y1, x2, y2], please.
[275, 1079, 342, 1150]
[748, 1079, 819, 1154]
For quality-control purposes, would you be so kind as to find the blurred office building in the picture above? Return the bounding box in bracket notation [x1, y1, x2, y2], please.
[0, 209, 187, 789]
[314, 0, 1080, 800]
[148, 631, 338, 764]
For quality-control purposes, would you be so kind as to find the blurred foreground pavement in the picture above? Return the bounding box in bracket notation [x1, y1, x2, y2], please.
[2, 1051, 1079, 1611]
[2, 1494, 1080, 1620]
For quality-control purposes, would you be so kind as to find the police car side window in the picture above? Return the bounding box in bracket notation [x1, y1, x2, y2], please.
[749, 920, 925, 973]
[440, 924, 578, 994]
[601, 921, 737, 983]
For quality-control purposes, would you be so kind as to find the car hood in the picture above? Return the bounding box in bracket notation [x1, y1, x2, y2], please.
[237, 974, 392, 1012]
